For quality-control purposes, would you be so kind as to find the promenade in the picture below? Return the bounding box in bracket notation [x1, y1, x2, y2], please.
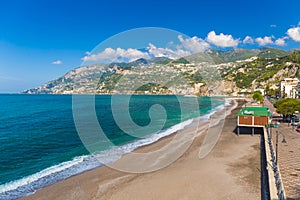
[264, 100, 300, 200]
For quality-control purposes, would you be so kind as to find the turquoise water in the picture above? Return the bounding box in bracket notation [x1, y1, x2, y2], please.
[0, 94, 224, 199]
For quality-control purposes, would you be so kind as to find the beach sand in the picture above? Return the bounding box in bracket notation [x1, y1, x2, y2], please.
[22, 100, 261, 200]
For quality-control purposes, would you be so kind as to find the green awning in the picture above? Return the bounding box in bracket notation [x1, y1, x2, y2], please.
[237, 107, 271, 117]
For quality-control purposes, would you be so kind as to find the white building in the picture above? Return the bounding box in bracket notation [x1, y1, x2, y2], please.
[280, 78, 299, 98]
[254, 88, 265, 96]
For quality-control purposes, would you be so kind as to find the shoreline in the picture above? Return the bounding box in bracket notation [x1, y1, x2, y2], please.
[1, 98, 228, 199]
[21, 99, 261, 200]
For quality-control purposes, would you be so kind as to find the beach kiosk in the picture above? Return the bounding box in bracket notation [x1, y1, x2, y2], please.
[237, 107, 271, 135]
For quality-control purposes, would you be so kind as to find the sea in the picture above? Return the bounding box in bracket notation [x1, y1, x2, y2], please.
[0, 94, 226, 199]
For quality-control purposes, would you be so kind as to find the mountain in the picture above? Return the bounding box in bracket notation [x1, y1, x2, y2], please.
[257, 47, 288, 59]
[24, 64, 106, 94]
[23, 57, 173, 94]
[185, 49, 258, 64]
[148, 57, 173, 64]
[208, 49, 260, 63]
[107, 58, 148, 70]
[171, 57, 190, 64]
[185, 48, 288, 64]
[221, 50, 300, 94]
[105, 57, 173, 69]
[23, 48, 298, 95]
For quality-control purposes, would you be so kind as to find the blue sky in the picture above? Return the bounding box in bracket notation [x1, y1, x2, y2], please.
[0, 0, 300, 93]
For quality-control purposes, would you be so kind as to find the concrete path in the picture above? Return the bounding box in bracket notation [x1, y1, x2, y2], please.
[264, 99, 300, 200]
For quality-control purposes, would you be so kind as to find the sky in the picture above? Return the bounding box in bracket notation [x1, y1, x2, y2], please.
[0, 0, 300, 93]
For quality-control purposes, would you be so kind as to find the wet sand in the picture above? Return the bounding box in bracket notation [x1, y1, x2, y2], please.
[22, 100, 261, 200]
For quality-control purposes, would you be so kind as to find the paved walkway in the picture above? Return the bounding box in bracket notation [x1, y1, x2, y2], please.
[264, 99, 300, 200]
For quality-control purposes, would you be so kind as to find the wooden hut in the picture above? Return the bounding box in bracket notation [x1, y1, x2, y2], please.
[237, 107, 271, 135]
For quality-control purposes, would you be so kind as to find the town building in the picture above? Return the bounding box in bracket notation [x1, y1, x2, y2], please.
[280, 78, 299, 98]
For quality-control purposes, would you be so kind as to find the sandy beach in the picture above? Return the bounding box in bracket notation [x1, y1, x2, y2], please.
[22, 100, 261, 200]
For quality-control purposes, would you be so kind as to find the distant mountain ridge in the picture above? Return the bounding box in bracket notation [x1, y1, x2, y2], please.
[106, 57, 173, 69]
[23, 48, 299, 95]
[186, 48, 288, 64]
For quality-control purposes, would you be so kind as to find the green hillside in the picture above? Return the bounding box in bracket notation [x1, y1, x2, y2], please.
[223, 51, 300, 89]
[22, 48, 299, 95]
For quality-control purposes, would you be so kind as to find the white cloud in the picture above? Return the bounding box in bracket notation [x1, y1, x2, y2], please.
[275, 37, 287, 46]
[206, 31, 240, 47]
[287, 26, 300, 42]
[82, 47, 150, 63]
[255, 36, 273, 46]
[270, 24, 277, 28]
[147, 43, 190, 59]
[52, 60, 62, 65]
[82, 45, 190, 63]
[82, 34, 213, 63]
[243, 36, 254, 44]
[147, 35, 209, 59]
[177, 35, 210, 53]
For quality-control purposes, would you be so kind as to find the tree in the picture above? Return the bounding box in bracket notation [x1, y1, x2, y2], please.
[274, 98, 300, 115]
[252, 91, 264, 104]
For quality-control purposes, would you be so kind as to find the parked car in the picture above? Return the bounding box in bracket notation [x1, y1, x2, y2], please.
[292, 120, 300, 126]
[291, 115, 299, 126]
[297, 124, 300, 133]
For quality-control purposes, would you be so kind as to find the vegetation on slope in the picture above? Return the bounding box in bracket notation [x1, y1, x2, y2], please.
[224, 51, 300, 89]
[23, 48, 300, 95]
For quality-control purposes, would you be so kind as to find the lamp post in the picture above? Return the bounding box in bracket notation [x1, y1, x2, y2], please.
[276, 130, 287, 165]
[270, 119, 273, 139]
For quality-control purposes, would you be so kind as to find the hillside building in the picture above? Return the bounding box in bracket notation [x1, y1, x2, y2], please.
[280, 78, 299, 98]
